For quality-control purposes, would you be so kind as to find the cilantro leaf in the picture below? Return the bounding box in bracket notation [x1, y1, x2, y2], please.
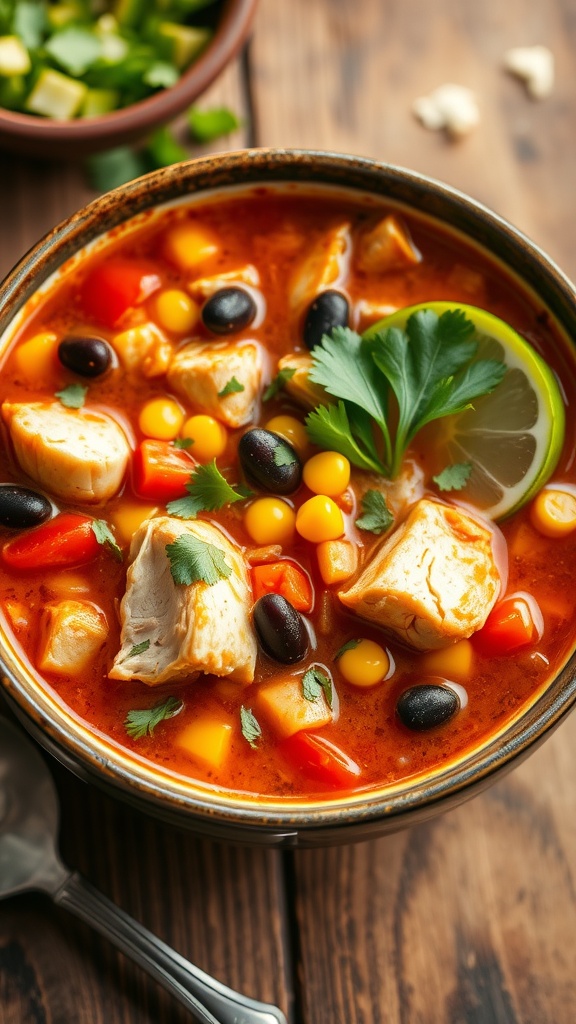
[55, 383, 87, 409]
[306, 401, 384, 473]
[14, 1, 46, 48]
[302, 666, 333, 708]
[188, 106, 241, 143]
[166, 534, 232, 586]
[125, 639, 151, 660]
[166, 461, 248, 519]
[145, 126, 188, 169]
[91, 519, 123, 561]
[433, 462, 473, 492]
[334, 639, 361, 660]
[218, 376, 245, 398]
[355, 491, 394, 535]
[240, 705, 261, 749]
[273, 446, 297, 468]
[173, 437, 194, 450]
[86, 147, 146, 192]
[263, 366, 296, 402]
[143, 61, 179, 89]
[124, 696, 183, 740]
[45, 27, 103, 77]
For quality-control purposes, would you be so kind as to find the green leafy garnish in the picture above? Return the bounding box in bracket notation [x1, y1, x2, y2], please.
[167, 461, 248, 519]
[334, 639, 361, 660]
[173, 437, 194, 450]
[55, 383, 87, 409]
[124, 696, 183, 740]
[273, 446, 297, 468]
[91, 520, 123, 561]
[302, 666, 333, 708]
[143, 61, 179, 90]
[166, 534, 232, 586]
[218, 376, 245, 398]
[263, 366, 296, 402]
[44, 27, 102, 77]
[355, 491, 394, 535]
[13, 1, 45, 49]
[86, 146, 146, 192]
[145, 126, 188, 168]
[306, 311, 506, 478]
[433, 462, 473, 492]
[188, 106, 241, 143]
[240, 705, 261, 749]
[125, 639, 151, 660]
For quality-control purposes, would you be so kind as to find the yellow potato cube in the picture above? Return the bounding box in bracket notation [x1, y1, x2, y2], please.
[257, 676, 332, 739]
[420, 639, 474, 680]
[176, 717, 233, 770]
[316, 539, 358, 585]
[39, 601, 108, 675]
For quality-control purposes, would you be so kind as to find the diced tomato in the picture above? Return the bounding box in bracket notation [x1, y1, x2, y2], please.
[281, 731, 362, 789]
[81, 257, 162, 328]
[251, 561, 313, 612]
[2, 513, 100, 570]
[473, 595, 541, 656]
[133, 439, 195, 502]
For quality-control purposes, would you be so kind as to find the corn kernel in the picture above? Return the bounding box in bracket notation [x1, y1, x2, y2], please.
[139, 398, 184, 441]
[530, 488, 576, 538]
[265, 415, 309, 457]
[420, 639, 474, 680]
[303, 451, 351, 497]
[181, 414, 228, 462]
[14, 331, 59, 383]
[316, 539, 357, 585]
[154, 289, 199, 334]
[338, 639, 390, 688]
[296, 495, 344, 543]
[176, 717, 233, 770]
[164, 222, 219, 272]
[111, 502, 159, 545]
[244, 497, 296, 545]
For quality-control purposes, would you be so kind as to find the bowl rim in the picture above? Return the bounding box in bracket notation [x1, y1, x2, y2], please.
[0, 0, 257, 145]
[1, 147, 576, 838]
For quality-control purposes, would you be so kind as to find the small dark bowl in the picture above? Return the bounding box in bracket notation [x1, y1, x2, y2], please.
[1, 149, 576, 846]
[0, 0, 257, 159]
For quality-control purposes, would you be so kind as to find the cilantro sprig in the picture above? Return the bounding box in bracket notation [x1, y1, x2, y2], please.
[302, 666, 333, 708]
[55, 383, 87, 409]
[124, 696, 183, 740]
[218, 376, 245, 398]
[433, 462, 473, 492]
[240, 706, 262, 749]
[167, 461, 250, 520]
[166, 534, 232, 586]
[91, 519, 123, 561]
[355, 491, 394, 535]
[306, 312, 506, 479]
[263, 366, 296, 402]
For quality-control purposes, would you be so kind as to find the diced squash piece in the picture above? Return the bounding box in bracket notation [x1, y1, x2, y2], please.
[112, 322, 173, 378]
[420, 639, 474, 680]
[176, 717, 233, 770]
[317, 539, 358, 585]
[257, 676, 332, 739]
[356, 215, 421, 274]
[26, 68, 87, 120]
[0, 36, 31, 75]
[290, 222, 351, 310]
[39, 600, 108, 675]
[277, 353, 334, 411]
[110, 502, 158, 546]
[188, 264, 260, 300]
[13, 332, 59, 384]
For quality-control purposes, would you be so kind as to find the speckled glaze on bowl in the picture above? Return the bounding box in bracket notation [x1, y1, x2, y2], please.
[0, 0, 257, 159]
[1, 149, 576, 847]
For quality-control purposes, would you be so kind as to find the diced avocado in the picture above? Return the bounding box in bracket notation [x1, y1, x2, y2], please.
[81, 87, 120, 117]
[0, 36, 31, 76]
[25, 68, 88, 119]
[157, 23, 211, 70]
[113, 0, 148, 29]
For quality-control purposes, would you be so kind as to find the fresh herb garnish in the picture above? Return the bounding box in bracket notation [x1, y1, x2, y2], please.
[86, 146, 146, 191]
[334, 639, 361, 660]
[125, 639, 151, 660]
[124, 695, 183, 740]
[167, 461, 248, 519]
[433, 462, 473, 492]
[263, 366, 296, 402]
[218, 376, 245, 398]
[55, 383, 87, 409]
[273, 446, 297, 468]
[188, 106, 241, 143]
[91, 519, 123, 561]
[240, 705, 261, 749]
[145, 125, 188, 167]
[44, 26, 102, 77]
[143, 61, 179, 90]
[306, 312, 506, 478]
[166, 534, 232, 586]
[302, 666, 333, 708]
[173, 437, 194, 450]
[355, 491, 394, 535]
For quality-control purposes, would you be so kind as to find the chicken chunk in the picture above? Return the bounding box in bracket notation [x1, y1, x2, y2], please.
[39, 600, 108, 675]
[339, 499, 500, 651]
[167, 341, 263, 428]
[356, 215, 421, 274]
[290, 222, 351, 310]
[188, 264, 260, 300]
[276, 352, 334, 411]
[110, 516, 257, 686]
[1, 401, 131, 503]
[112, 321, 173, 378]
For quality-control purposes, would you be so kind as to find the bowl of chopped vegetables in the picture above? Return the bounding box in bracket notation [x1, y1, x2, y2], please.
[1, 149, 576, 846]
[0, 0, 256, 159]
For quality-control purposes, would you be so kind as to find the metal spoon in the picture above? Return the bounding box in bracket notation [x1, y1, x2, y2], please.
[0, 715, 287, 1024]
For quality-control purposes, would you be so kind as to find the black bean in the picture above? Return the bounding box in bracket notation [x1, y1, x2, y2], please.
[253, 593, 309, 664]
[202, 287, 257, 335]
[239, 428, 301, 494]
[0, 485, 52, 529]
[303, 289, 349, 350]
[58, 335, 112, 378]
[396, 684, 461, 731]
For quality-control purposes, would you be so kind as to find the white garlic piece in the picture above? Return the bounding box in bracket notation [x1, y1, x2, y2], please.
[504, 45, 554, 100]
[412, 84, 480, 139]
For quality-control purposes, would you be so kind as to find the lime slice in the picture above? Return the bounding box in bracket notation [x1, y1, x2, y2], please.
[365, 301, 565, 519]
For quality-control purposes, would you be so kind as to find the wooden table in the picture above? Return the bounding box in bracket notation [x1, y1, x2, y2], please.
[2, 2, 576, 1021]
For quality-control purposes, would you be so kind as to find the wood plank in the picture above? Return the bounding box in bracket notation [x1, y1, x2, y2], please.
[251, 1, 576, 1021]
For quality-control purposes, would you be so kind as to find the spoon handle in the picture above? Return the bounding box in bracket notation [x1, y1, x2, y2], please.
[54, 871, 288, 1024]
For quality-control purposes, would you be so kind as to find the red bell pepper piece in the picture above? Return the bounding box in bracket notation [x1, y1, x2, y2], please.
[2, 513, 100, 570]
[251, 561, 313, 612]
[281, 731, 362, 789]
[81, 257, 161, 328]
[133, 440, 195, 502]
[473, 595, 541, 656]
